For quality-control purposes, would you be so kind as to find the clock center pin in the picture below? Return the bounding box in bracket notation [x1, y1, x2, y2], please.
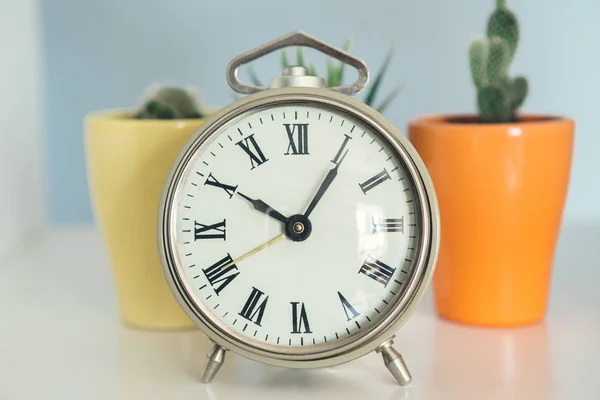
[285, 214, 312, 242]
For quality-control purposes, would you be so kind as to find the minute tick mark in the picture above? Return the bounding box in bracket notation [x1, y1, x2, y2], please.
[237, 128, 243, 136]
[228, 135, 233, 141]
[218, 142, 223, 148]
[202, 161, 209, 166]
[361, 131, 366, 138]
[196, 172, 204, 177]
[329, 116, 333, 123]
[210, 152, 216, 157]
[340, 120, 345, 127]
[355, 321, 361, 329]
[370, 138, 376, 145]
[351, 125, 356, 133]
[391, 166, 399, 172]
[248, 122, 252, 129]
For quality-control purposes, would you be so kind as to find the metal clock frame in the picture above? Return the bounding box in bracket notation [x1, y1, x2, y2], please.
[158, 86, 440, 384]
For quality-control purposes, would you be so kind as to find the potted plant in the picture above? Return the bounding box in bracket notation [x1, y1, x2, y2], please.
[85, 86, 210, 330]
[408, 1, 575, 326]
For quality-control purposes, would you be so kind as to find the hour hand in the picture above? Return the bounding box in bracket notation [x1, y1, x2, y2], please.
[237, 192, 288, 224]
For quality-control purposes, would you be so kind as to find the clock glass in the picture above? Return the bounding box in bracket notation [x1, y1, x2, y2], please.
[169, 102, 423, 350]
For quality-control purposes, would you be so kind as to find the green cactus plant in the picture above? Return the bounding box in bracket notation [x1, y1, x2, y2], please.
[469, 0, 528, 123]
[247, 40, 402, 114]
[135, 86, 205, 119]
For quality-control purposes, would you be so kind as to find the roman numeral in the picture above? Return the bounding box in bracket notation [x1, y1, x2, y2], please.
[331, 134, 352, 165]
[204, 173, 238, 198]
[290, 302, 312, 333]
[359, 168, 391, 194]
[372, 217, 404, 233]
[235, 134, 268, 170]
[359, 255, 396, 287]
[202, 254, 239, 295]
[284, 123, 309, 155]
[194, 219, 226, 240]
[239, 287, 268, 326]
[337, 291, 360, 321]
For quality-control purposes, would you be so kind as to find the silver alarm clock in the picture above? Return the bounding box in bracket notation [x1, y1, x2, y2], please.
[158, 31, 439, 385]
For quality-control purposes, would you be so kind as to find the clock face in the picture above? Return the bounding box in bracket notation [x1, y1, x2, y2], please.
[170, 102, 422, 349]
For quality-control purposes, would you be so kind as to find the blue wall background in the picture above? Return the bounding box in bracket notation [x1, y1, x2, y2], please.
[41, 0, 600, 225]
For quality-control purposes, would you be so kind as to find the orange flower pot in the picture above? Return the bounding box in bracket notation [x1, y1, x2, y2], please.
[408, 114, 575, 327]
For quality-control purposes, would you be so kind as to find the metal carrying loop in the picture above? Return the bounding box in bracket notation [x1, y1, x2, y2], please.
[226, 30, 370, 96]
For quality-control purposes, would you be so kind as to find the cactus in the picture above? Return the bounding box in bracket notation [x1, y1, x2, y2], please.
[135, 86, 205, 119]
[246, 40, 402, 114]
[469, 0, 528, 123]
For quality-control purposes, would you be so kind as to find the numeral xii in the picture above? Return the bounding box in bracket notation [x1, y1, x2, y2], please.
[284, 123, 309, 155]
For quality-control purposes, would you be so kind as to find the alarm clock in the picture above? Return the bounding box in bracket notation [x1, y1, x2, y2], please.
[158, 31, 439, 386]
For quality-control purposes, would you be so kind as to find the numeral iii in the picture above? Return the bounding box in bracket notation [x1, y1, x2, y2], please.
[372, 217, 403, 234]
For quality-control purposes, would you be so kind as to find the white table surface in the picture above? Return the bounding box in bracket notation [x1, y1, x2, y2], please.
[1, 224, 598, 400]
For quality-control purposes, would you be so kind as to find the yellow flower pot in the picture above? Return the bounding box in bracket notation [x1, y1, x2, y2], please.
[84, 110, 211, 330]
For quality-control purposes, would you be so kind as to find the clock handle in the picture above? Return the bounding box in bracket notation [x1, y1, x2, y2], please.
[226, 30, 369, 96]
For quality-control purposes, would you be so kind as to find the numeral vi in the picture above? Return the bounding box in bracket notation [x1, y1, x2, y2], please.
[290, 302, 312, 333]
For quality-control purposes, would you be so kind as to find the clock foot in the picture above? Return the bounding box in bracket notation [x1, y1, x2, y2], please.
[376, 339, 411, 386]
[202, 344, 226, 383]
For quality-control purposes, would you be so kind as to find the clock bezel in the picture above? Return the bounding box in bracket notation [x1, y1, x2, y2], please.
[158, 86, 439, 369]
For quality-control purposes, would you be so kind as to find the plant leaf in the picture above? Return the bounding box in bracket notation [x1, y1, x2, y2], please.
[308, 64, 318, 77]
[364, 44, 394, 106]
[296, 47, 305, 67]
[468, 37, 488, 88]
[375, 85, 403, 114]
[281, 49, 289, 69]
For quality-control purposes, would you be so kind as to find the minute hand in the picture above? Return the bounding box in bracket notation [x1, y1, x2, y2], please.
[303, 149, 348, 218]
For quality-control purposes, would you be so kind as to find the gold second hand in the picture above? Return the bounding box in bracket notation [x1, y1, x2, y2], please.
[220, 232, 287, 271]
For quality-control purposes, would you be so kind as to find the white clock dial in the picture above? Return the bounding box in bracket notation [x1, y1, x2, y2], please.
[172, 103, 421, 348]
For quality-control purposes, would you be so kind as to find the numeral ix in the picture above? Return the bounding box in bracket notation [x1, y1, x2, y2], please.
[284, 123, 309, 155]
[194, 219, 226, 240]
